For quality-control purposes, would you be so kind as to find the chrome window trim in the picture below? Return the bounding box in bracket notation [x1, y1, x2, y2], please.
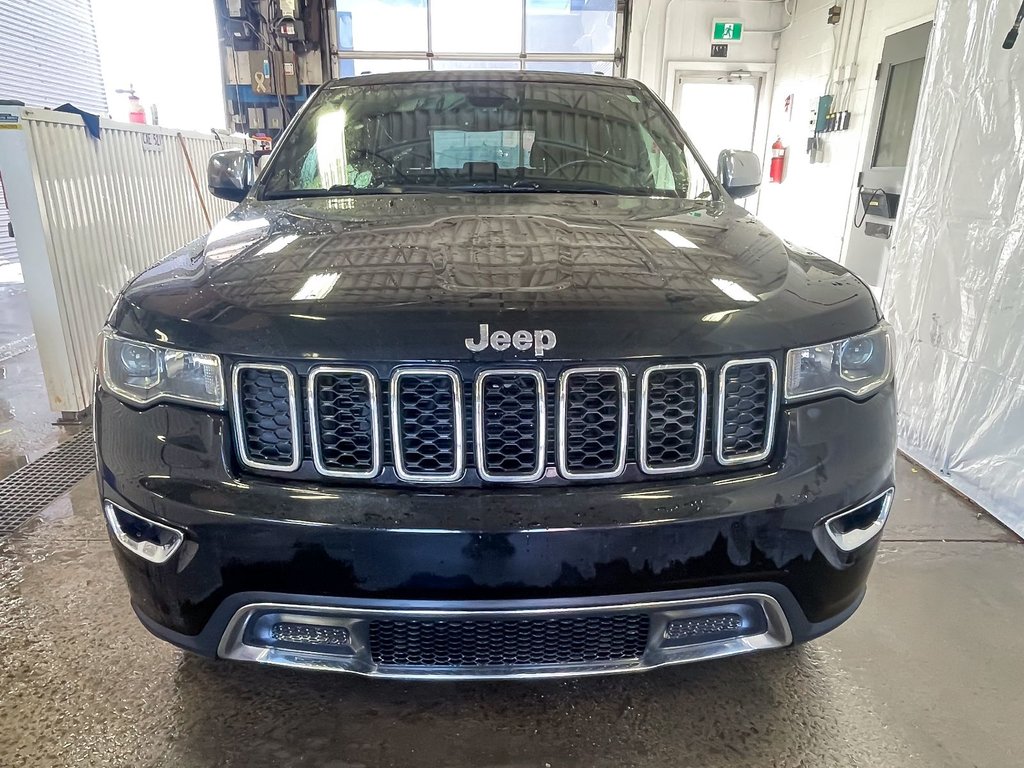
[715, 357, 779, 467]
[231, 363, 301, 473]
[557, 365, 629, 480]
[474, 369, 546, 483]
[638, 363, 707, 475]
[390, 366, 465, 483]
[307, 366, 382, 480]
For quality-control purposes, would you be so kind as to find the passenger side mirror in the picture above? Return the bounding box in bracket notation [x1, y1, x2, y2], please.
[208, 149, 255, 202]
[718, 149, 762, 200]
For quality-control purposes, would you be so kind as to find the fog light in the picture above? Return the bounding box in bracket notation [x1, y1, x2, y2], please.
[665, 614, 743, 641]
[103, 501, 183, 564]
[271, 622, 351, 647]
[825, 488, 894, 551]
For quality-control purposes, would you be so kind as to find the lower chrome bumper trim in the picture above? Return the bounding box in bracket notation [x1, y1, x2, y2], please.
[217, 592, 793, 679]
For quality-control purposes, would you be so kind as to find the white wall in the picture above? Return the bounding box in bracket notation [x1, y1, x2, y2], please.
[628, 0, 789, 97]
[755, 0, 935, 261]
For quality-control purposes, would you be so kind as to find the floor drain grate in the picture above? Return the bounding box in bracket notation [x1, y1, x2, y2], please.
[0, 428, 95, 535]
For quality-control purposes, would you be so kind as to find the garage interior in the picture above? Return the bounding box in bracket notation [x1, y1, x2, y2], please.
[1, 0, 1023, 765]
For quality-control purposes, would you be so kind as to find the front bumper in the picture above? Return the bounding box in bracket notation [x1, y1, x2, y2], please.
[96, 385, 896, 676]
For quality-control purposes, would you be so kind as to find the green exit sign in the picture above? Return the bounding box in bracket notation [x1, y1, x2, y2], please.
[713, 20, 744, 42]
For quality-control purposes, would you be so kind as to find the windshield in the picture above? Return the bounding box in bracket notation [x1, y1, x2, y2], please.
[259, 78, 711, 199]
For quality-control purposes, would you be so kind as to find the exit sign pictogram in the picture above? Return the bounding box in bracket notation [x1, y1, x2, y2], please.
[713, 20, 744, 42]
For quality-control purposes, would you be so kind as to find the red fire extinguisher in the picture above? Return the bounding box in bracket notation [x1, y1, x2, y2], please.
[770, 138, 786, 183]
[115, 85, 147, 124]
[126, 94, 147, 125]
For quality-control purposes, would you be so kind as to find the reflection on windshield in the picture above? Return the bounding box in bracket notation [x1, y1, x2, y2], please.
[261, 79, 707, 199]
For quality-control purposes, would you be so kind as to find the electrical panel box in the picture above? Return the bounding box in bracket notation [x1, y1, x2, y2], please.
[864, 222, 892, 239]
[225, 19, 255, 42]
[215, 0, 316, 138]
[246, 107, 266, 130]
[298, 51, 324, 86]
[265, 106, 284, 131]
[277, 18, 305, 42]
[815, 95, 833, 133]
[224, 47, 244, 85]
[859, 189, 901, 219]
[276, 52, 300, 96]
[243, 50, 274, 93]
[240, 51, 299, 96]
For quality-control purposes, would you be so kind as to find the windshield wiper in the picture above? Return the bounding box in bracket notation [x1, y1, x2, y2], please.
[263, 184, 405, 200]
[509, 180, 619, 195]
[444, 181, 620, 195]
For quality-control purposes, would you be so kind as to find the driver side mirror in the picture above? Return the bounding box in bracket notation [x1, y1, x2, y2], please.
[208, 149, 255, 202]
[718, 149, 762, 200]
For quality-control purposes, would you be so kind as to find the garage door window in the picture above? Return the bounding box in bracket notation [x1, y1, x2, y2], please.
[337, 0, 624, 76]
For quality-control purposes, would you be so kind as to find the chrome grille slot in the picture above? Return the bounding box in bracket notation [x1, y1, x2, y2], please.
[390, 367, 465, 482]
[474, 370, 546, 482]
[639, 364, 707, 474]
[308, 367, 381, 479]
[558, 366, 629, 479]
[716, 359, 778, 465]
[232, 364, 300, 472]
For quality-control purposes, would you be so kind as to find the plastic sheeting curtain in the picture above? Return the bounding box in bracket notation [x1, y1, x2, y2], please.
[884, 0, 1024, 533]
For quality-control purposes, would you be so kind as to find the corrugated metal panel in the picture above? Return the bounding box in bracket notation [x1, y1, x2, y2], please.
[0, 0, 108, 114]
[0, 108, 246, 412]
[0, 180, 15, 266]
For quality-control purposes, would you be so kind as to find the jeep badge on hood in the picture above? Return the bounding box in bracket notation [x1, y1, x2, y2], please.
[465, 324, 558, 356]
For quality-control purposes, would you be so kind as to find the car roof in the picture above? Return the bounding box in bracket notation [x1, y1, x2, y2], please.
[324, 69, 638, 90]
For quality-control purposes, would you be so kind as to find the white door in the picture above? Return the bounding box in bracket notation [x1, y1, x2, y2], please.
[672, 71, 764, 209]
[844, 22, 932, 292]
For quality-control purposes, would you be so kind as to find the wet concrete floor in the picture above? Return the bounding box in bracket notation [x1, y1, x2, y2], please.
[0, 282, 84, 480]
[0, 459, 1021, 768]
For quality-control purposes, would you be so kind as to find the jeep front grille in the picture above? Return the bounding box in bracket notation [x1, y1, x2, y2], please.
[231, 358, 778, 484]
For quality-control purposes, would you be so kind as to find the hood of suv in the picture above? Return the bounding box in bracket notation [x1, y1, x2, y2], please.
[114, 194, 879, 360]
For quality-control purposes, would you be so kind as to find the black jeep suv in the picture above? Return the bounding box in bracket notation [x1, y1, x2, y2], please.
[96, 71, 896, 679]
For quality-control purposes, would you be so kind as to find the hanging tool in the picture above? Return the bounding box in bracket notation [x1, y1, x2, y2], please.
[176, 133, 213, 229]
[1004, 0, 1024, 49]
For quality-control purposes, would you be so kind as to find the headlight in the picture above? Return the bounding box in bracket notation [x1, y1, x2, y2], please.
[785, 323, 893, 401]
[99, 329, 224, 408]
